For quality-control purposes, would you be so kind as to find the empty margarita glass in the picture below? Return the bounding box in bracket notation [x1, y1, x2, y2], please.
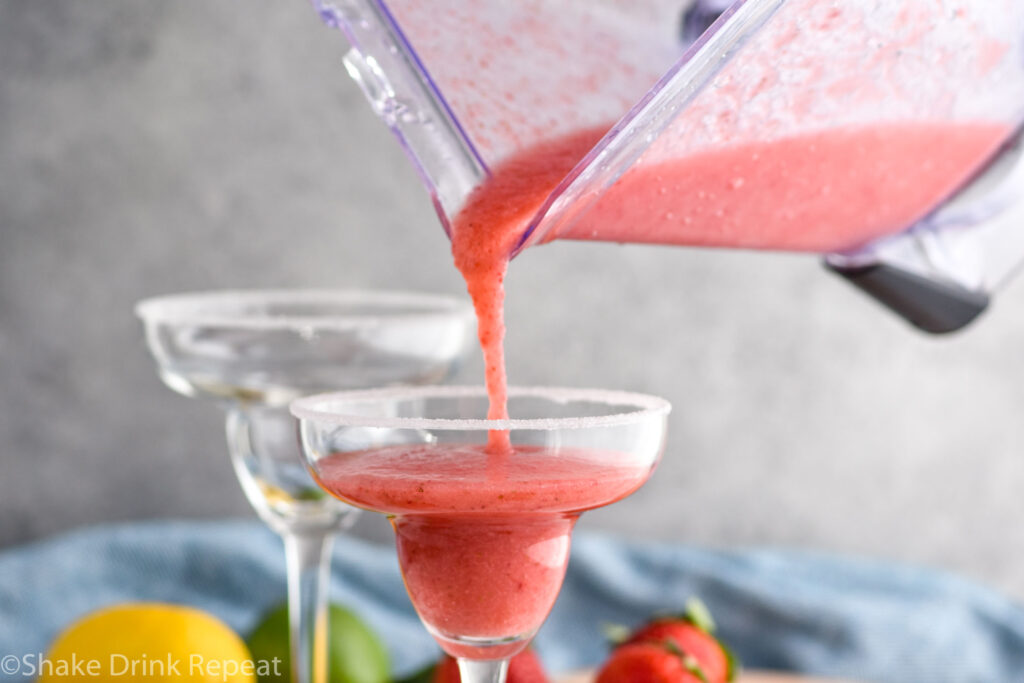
[291, 385, 670, 683]
[135, 290, 475, 683]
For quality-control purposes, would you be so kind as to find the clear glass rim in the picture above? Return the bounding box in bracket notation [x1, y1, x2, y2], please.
[290, 385, 671, 431]
[134, 289, 474, 330]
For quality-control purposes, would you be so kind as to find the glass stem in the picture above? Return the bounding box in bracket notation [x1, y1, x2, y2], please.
[284, 530, 334, 683]
[456, 658, 510, 683]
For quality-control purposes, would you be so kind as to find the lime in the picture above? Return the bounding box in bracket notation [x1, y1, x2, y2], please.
[246, 603, 390, 683]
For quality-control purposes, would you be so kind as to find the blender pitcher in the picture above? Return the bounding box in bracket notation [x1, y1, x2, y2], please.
[313, 0, 1024, 333]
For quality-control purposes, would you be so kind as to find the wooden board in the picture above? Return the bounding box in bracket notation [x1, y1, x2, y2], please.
[557, 671, 856, 683]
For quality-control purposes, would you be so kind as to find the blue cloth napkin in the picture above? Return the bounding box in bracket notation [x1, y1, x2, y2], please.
[1, 519, 1022, 682]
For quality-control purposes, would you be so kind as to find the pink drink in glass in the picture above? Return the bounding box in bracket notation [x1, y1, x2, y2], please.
[315, 443, 651, 658]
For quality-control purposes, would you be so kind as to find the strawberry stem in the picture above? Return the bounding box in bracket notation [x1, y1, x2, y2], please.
[683, 598, 716, 634]
[601, 622, 632, 646]
[663, 640, 710, 683]
[721, 642, 740, 683]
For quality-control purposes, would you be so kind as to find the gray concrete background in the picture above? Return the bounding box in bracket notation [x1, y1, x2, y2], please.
[4, 2, 1024, 598]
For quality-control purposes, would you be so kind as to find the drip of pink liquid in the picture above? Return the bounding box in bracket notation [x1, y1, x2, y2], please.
[451, 129, 612, 453]
[452, 128, 609, 454]
[451, 121, 1009, 425]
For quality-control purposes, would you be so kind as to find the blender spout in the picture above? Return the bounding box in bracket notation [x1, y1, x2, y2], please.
[312, 0, 487, 231]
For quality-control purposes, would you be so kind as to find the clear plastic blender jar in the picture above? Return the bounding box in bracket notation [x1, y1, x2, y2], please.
[313, 0, 1024, 332]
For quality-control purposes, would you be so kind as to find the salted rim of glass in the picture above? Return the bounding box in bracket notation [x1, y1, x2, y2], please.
[290, 385, 671, 431]
[134, 289, 474, 329]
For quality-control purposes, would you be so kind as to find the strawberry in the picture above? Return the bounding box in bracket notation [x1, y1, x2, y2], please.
[431, 648, 549, 683]
[601, 599, 738, 683]
[596, 642, 711, 683]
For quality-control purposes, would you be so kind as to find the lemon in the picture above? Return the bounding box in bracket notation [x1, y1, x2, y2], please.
[41, 603, 258, 683]
[246, 602, 390, 683]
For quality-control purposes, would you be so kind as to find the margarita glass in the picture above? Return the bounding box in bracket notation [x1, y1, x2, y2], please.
[135, 290, 475, 683]
[291, 386, 670, 683]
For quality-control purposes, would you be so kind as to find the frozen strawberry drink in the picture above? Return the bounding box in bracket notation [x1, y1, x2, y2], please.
[292, 386, 670, 661]
[316, 443, 650, 657]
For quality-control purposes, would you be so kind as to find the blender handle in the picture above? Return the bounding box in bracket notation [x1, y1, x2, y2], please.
[678, 2, 1024, 335]
[825, 130, 1024, 334]
[310, 0, 487, 232]
[825, 263, 990, 334]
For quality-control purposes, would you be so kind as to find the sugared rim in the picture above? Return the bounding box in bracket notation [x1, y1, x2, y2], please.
[289, 385, 671, 431]
[134, 289, 474, 329]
